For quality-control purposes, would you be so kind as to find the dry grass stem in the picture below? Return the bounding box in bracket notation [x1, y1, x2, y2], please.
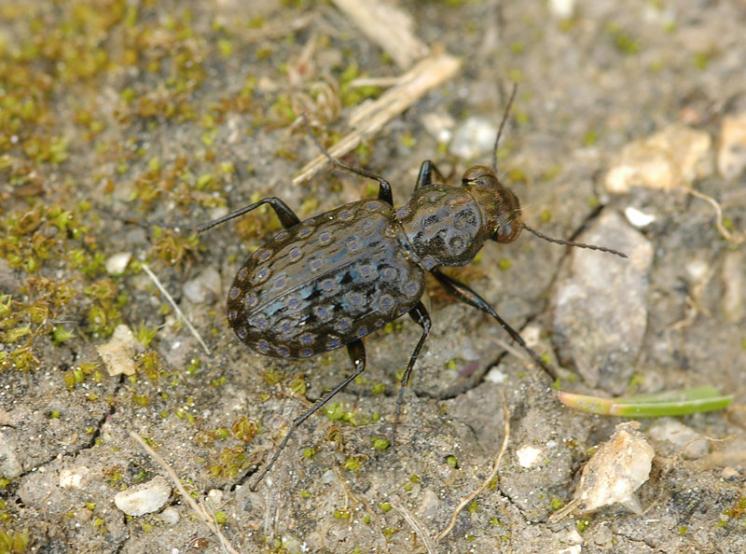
[331, 0, 429, 68]
[293, 52, 461, 186]
[437, 397, 511, 542]
[389, 496, 437, 554]
[141, 263, 211, 356]
[129, 431, 239, 554]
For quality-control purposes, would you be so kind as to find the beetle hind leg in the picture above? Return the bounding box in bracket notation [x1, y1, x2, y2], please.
[249, 340, 367, 490]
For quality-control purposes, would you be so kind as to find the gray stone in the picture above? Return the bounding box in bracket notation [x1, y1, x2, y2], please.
[0, 431, 22, 478]
[183, 266, 222, 304]
[552, 211, 653, 393]
[649, 418, 709, 460]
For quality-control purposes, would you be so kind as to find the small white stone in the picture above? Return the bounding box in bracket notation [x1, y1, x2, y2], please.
[114, 475, 171, 517]
[59, 466, 90, 489]
[105, 252, 132, 275]
[159, 506, 180, 525]
[649, 419, 709, 460]
[516, 445, 542, 468]
[206, 488, 223, 509]
[96, 324, 142, 376]
[449, 117, 497, 160]
[624, 206, 656, 228]
[485, 368, 507, 384]
[421, 111, 455, 144]
[685, 259, 710, 281]
[721, 467, 739, 480]
[549, 0, 575, 18]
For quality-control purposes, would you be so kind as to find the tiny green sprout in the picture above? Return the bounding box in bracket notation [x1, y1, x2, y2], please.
[467, 500, 479, 513]
[302, 447, 316, 459]
[498, 258, 512, 271]
[186, 358, 201, 375]
[85, 502, 96, 511]
[214, 511, 228, 525]
[51, 325, 74, 345]
[333, 508, 351, 520]
[409, 474, 421, 484]
[362, 514, 371, 525]
[370, 383, 386, 395]
[135, 324, 158, 347]
[378, 502, 392, 513]
[344, 457, 362, 472]
[576, 519, 590, 533]
[214, 427, 230, 441]
[445, 455, 459, 469]
[550, 497, 564, 511]
[678, 526, 688, 536]
[300, 489, 312, 499]
[0, 478, 11, 490]
[372, 437, 390, 451]
[49, 410, 61, 419]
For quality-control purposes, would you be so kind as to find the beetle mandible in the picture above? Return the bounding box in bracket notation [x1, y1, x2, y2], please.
[197, 86, 626, 488]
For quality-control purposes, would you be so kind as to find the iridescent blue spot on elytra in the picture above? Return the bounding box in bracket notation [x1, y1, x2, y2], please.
[271, 273, 288, 290]
[364, 201, 380, 212]
[404, 281, 420, 296]
[326, 336, 342, 350]
[318, 230, 333, 245]
[346, 236, 362, 252]
[254, 248, 272, 262]
[300, 348, 313, 357]
[237, 267, 249, 281]
[319, 278, 337, 293]
[297, 226, 314, 239]
[256, 339, 270, 353]
[356, 325, 368, 337]
[313, 305, 333, 321]
[335, 317, 353, 333]
[248, 313, 269, 330]
[288, 246, 303, 262]
[237, 326, 248, 340]
[276, 345, 290, 358]
[244, 293, 259, 309]
[381, 267, 397, 280]
[377, 294, 395, 313]
[228, 309, 238, 321]
[273, 230, 290, 242]
[252, 266, 270, 284]
[308, 258, 323, 272]
[338, 208, 355, 221]
[299, 333, 315, 345]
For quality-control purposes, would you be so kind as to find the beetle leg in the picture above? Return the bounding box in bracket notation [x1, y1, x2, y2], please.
[249, 340, 367, 490]
[414, 160, 446, 189]
[196, 197, 300, 233]
[393, 301, 432, 429]
[432, 270, 557, 381]
[305, 130, 394, 206]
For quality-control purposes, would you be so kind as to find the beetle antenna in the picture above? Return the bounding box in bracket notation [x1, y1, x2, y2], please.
[492, 83, 519, 173]
[523, 224, 627, 258]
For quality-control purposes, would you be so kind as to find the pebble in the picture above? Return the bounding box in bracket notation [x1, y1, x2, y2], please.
[0, 258, 21, 293]
[206, 488, 223, 510]
[516, 445, 543, 468]
[717, 113, 746, 179]
[96, 324, 142, 377]
[449, 117, 497, 160]
[114, 475, 171, 516]
[549, 0, 576, 18]
[416, 488, 441, 521]
[0, 431, 22, 479]
[623, 206, 656, 228]
[552, 211, 653, 393]
[648, 418, 709, 460]
[105, 252, 132, 275]
[721, 251, 744, 323]
[59, 466, 90, 489]
[549, 422, 655, 521]
[183, 266, 222, 304]
[605, 124, 712, 193]
[721, 467, 739, 480]
[159, 506, 180, 525]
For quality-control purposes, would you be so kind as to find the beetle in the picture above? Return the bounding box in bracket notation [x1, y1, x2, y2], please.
[197, 87, 626, 488]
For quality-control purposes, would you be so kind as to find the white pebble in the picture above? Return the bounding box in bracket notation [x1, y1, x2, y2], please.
[114, 475, 171, 517]
[624, 206, 656, 228]
[96, 324, 142, 376]
[516, 445, 543, 468]
[105, 252, 132, 275]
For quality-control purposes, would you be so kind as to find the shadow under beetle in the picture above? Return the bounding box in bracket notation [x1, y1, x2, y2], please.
[197, 87, 626, 489]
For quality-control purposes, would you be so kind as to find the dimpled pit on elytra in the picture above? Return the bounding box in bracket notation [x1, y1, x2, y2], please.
[287, 246, 303, 262]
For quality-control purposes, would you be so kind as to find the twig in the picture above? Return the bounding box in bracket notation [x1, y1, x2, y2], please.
[389, 496, 437, 554]
[685, 187, 745, 245]
[141, 263, 211, 356]
[331, 0, 429, 69]
[293, 52, 461, 186]
[129, 432, 239, 554]
[437, 397, 511, 542]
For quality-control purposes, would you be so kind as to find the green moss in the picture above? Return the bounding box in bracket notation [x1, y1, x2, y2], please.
[372, 437, 390, 451]
[230, 416, 259, 443]
[0, 529, 30, 554]
[445, 455, 459, 469]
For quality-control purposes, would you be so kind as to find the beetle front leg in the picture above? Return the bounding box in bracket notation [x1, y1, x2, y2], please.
[414, 160, 446, 190]
[196, 197, 301, 233]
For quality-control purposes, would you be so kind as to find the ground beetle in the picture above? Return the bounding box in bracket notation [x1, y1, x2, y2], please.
[197, 87, 626, 488]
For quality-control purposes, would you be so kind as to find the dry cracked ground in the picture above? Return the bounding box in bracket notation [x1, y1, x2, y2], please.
[1, 1, 745, 553]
